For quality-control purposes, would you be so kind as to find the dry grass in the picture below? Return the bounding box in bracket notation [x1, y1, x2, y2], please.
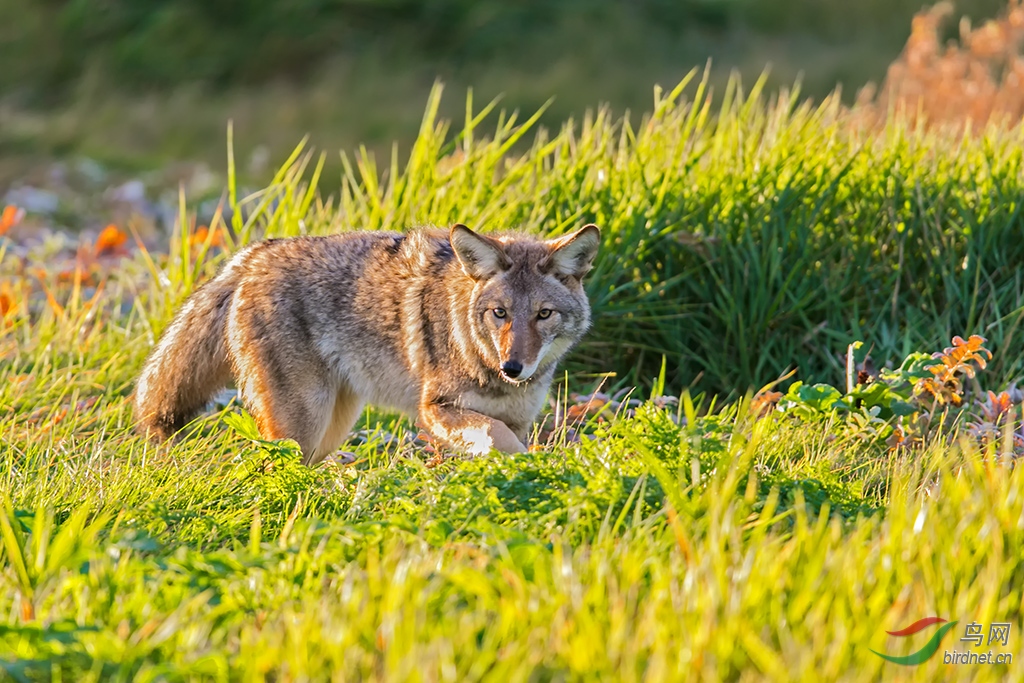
[856, 0, 1024, 130]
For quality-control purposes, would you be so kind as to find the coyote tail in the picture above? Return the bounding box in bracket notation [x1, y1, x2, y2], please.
[133, 269, 238, 440]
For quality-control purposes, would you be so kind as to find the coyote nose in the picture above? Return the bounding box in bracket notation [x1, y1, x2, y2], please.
[501, 361, 523, 379]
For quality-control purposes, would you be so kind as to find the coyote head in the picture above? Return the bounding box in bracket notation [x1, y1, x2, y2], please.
[450, 223, 600, 383]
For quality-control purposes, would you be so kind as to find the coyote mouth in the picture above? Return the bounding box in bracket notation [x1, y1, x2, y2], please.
[500, 371, 532, 385]
[499, 359, 530, 384]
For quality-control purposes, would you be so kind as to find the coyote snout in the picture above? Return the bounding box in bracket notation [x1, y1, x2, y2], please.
[491, 311, 550, 384]
[500, 361, 523, 380]
[134, 222, 600, 463]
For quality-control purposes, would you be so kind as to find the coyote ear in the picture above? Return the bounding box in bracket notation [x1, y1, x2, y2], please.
[542, 224, 600, 280]
[450, 224, 511, 279]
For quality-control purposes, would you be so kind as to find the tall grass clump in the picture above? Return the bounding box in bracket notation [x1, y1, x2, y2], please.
[268, 66, 1024, 398]
[856, 0, 1024, 131]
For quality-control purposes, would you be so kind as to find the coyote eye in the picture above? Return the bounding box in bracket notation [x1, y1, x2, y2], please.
[537, 309, 552, 319]
[493, 308, 507, 319]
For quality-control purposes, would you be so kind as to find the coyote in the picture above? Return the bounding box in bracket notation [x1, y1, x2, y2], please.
[133, 223, 600, 464]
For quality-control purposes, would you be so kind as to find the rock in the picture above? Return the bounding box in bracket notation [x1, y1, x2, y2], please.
[106, 179, 147, 206]
[74, 158, 108, 187]
[325, 452, 358, 465]
[210, 389, 240, 409]
[188, 164, 217, 197]
[4, 186, 60, 215]
[249, 146, 270, 176]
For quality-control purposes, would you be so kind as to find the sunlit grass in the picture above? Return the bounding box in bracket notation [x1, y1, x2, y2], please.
[1, 76, 1023, 680]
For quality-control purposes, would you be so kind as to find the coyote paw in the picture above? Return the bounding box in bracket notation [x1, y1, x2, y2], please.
[459, 422, 526, 455]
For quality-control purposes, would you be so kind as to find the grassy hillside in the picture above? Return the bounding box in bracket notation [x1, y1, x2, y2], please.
[0, 0, 1009, 181]
[2, 62, 1024, 678]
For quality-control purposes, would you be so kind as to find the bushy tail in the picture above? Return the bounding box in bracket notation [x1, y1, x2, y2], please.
[133, 272, 238, 440]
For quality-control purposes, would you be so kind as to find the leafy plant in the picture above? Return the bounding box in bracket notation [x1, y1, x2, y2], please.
[770, 334, 1024, 457]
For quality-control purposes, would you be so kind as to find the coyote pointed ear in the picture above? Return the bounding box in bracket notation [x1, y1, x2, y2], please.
[450, 224, 511, 279]
[542, 224, 601, 280]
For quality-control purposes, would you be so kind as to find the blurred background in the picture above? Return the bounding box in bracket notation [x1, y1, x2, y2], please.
[0, 0, 1009, 231]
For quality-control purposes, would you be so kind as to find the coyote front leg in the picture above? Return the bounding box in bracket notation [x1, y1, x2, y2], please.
[419, 397, 527, 456]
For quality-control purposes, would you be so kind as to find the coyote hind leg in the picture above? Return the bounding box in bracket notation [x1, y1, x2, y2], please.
[232, 347, 335, 463]
[227, 288, 339, 463]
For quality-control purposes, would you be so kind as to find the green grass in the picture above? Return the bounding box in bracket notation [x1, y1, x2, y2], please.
[2, 78, 1024, 680]
[1, 367, 1022, 680]
[305, 76, 1024, 398]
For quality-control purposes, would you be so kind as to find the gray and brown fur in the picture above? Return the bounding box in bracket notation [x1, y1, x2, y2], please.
[133, 223, 600, 464]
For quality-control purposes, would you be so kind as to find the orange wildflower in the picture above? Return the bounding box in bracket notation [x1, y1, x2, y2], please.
[0, 205, 24, 236]
[190, 225, 224, 249]
[751, 390, 784, 418]
[0, 281, 16, 320]
[95, 224, 129, 256]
